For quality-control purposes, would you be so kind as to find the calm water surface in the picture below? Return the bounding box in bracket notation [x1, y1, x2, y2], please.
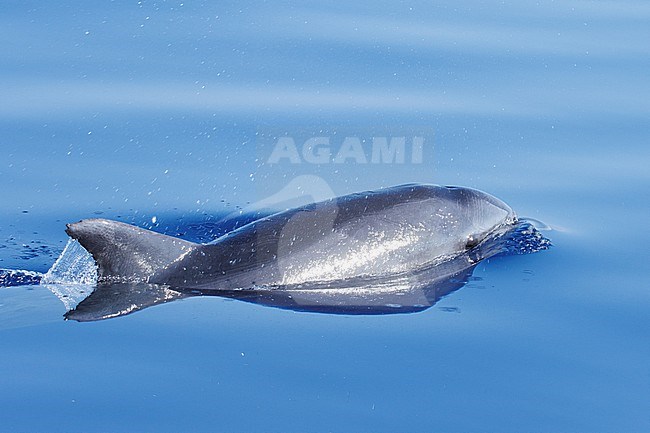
[1, 1, 649, 432]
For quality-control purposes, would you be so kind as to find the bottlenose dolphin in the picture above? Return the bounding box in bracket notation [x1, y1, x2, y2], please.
[62, 184, 548, 321]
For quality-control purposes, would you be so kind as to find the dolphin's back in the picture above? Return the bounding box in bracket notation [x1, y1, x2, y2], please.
[154, 184, 514, 290]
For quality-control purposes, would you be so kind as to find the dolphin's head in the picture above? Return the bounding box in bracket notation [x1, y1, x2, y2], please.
[431, 186, 517, 252]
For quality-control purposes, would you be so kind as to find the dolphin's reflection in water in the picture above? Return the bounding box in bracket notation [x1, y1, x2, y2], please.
[65, 259, 475, 321]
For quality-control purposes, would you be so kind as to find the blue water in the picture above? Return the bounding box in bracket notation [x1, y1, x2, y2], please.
[1, 1, 649, 432]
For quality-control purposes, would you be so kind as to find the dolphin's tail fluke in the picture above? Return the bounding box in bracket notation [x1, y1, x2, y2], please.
[65, 218, 197, 284]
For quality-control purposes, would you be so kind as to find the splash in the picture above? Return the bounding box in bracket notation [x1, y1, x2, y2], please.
[501, 220, 552, 255]
[40, 239, 98, 310]
[0, 269, 43, 287]
[42, 239, 97, 285]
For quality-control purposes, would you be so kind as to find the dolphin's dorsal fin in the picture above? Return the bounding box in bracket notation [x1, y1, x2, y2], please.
[65, 219, 197, 283]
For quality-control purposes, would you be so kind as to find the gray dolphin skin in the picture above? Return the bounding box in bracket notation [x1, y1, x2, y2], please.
[63, 184, 542, 321]
[67, 184, 516, 288]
